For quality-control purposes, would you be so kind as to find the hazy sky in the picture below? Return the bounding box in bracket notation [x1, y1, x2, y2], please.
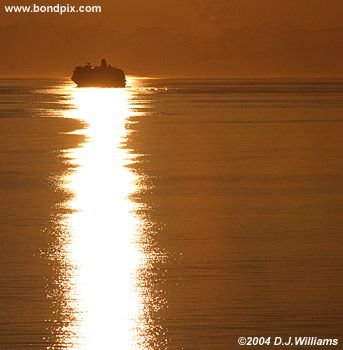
[1, 0, 343, 76]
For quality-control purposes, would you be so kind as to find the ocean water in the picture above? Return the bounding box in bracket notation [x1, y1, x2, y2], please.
[0, 77, 342, 349]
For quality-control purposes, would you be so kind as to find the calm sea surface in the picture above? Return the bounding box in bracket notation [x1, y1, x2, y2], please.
[0, 78, 343, 349]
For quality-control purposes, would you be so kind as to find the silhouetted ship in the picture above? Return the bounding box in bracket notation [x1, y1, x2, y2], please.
[71, 59, 126, 87]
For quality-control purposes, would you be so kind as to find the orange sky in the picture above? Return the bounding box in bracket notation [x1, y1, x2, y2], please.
[1, 0, 343, 76]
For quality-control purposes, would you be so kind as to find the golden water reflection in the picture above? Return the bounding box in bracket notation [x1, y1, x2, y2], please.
[61, 86, 146, 349]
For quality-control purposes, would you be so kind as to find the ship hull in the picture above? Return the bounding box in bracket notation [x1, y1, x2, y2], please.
[71, 76, 126, 88]
[73, 81, 126, 88]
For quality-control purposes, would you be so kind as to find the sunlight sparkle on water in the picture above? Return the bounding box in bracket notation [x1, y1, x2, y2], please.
[60, 86, 144, 350]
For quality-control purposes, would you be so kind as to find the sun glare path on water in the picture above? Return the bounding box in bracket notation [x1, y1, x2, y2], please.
[53, 82, 162, 350]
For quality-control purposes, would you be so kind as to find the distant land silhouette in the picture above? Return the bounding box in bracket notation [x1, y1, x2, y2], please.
[0, 23, 343, 77]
